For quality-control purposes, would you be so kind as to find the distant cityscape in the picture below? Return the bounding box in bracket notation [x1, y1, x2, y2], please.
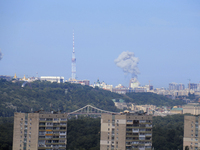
[1, 74, 199, 98]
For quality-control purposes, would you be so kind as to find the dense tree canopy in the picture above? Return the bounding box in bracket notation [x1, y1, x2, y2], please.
[152, 114, 184, 150]
[0, 79, 185, 117]
[126, 92, 186, 107]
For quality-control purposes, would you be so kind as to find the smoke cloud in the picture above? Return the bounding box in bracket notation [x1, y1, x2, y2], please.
[114, 51, 140, 77]
[0, 50, 2, 60]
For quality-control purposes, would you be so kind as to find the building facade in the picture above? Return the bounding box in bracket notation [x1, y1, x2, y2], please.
[100, 112, 152, 150]
[183, 103, 200, 115]
[12, 112, 67, 150]
[183, 115, 200, 150]
[40, 76, 64, 83]
[169, 82, 185, 91]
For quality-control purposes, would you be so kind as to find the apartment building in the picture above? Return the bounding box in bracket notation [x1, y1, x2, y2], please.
[183, 103, 200, 115]
[12, 112, 68, 150]
[183, 115, 200, 150]
[100, 112, 152, 150]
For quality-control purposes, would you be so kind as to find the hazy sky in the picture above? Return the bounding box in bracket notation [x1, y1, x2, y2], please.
[0, 1, 200, 88]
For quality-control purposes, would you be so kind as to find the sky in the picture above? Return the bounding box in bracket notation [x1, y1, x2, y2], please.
[0, 0, 200, 88]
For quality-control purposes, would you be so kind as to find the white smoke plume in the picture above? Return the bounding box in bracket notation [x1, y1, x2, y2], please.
[0, 49, 2, 60]
[114, 51, 140, 78]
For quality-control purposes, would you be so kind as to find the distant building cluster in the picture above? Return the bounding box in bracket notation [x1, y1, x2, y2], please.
[2, 74, 200, 101]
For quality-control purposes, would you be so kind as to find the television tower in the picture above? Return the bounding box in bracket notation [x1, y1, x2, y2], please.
[71, 31, 76, 80]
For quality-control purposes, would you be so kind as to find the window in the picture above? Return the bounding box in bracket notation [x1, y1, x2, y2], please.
[29, 127, 31, 130]
[108, 128, 110, 131]
[46, 118, 53, 121]
[108, 124, 110, 126]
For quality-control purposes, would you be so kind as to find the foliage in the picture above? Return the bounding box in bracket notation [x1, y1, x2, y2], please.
[0, 79, 186, 118]
[126, 92, 186, 107]
[0, 79, 126, 117]
[67, 117, 100, 150]
[187, 92, 196, 100]
[0, 117, 13, 150]
[152, 114, 184, 150]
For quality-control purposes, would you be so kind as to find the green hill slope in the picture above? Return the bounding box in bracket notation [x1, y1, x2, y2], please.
[0, 79, 185, 117]
[0, 79, 126, 117]
[126, 92, 185, 107]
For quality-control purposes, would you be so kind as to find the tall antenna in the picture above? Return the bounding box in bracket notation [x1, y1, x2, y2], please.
[71, 30, 76, 80]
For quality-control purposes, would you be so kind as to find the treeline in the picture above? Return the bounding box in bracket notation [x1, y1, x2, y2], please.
[0, 114, 185, 150]
[0, 79, 185, 117]
[0, 79, 125, 117]
[152, 114, 184, 150]
[126, 92, 186, 107]
[0, 117, 14, 150]
[67, 117, 100, 150]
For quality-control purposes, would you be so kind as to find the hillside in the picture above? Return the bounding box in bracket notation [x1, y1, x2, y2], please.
[126, 92, 186, 107]
[0, 79, 126, 117]
[0, 79, 185, 117]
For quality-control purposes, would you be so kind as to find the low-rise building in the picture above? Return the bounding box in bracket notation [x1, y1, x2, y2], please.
[40, 76, 64, 83]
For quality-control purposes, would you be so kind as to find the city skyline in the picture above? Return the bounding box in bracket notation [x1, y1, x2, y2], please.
[0, 1, 200, 88]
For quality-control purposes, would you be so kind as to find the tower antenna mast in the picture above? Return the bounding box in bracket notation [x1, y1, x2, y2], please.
[71, 30, 76, 80]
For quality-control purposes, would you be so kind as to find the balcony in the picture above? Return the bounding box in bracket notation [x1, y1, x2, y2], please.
[132, 129, 139, 133]
[146, 125, 152, 128]
[145, 134, 152, 136]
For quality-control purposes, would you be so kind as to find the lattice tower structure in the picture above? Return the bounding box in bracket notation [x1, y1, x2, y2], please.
[71, 31, 76, 80]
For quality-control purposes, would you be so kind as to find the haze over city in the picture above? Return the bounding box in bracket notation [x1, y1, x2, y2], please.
[0, 1, 200, 88]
